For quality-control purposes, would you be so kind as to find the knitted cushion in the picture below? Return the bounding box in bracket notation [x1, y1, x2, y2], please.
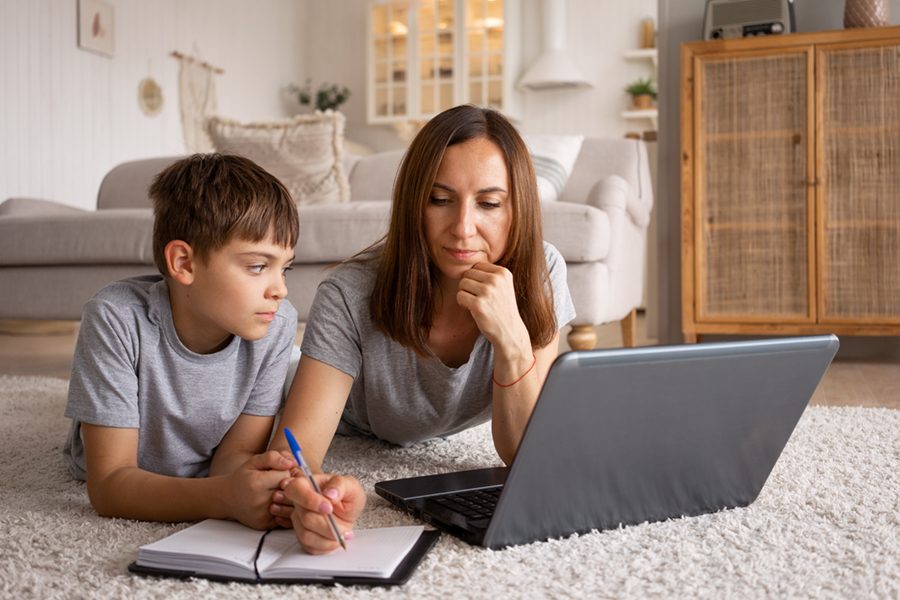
[522, 134, 584, 203]
[206, 112, 350, 205]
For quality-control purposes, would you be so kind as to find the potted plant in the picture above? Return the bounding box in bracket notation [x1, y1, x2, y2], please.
[625, 78, 657, 110]
[287, 79, 351, 112]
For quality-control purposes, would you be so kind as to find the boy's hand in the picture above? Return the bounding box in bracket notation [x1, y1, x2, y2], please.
[223, 451, 294, 530]
[276, 473, 366, 554]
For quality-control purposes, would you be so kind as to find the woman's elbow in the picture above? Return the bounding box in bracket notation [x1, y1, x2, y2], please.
[493, 440, 517, 467]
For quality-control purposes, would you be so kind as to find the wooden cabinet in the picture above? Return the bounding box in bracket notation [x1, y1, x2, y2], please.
[367, 0, 521, 124]
[681, 26, 900, 342]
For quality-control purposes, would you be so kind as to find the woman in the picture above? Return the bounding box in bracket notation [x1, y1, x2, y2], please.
[271, 105, 576, 553]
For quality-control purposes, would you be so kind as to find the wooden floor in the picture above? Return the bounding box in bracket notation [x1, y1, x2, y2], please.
[0, 315, 897, 409]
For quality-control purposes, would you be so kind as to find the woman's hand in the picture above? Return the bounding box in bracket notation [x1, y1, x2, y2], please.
[277, 472, 366, 554]
[456, 262, 531, 361]
[456, 263, 562, 465]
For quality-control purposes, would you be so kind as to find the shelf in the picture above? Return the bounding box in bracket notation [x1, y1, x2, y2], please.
[826, 219, 900, 229]
[625, 48, 658, 67]
[622, 48, 657, 128]
[823, 122, 900, 136]
[705, 221, 806, 232]
[704, 129, 803, 143]
[622, 109, 658, 128]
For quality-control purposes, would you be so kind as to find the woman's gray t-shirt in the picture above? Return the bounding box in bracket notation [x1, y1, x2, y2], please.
[300, 241, 576, 446]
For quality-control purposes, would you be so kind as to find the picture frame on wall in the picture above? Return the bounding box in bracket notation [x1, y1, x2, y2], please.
[77, 0, 114, 57]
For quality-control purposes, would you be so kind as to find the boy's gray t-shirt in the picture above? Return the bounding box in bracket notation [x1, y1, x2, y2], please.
[301, 241, 576, 446]
[63, 274, 297, 480]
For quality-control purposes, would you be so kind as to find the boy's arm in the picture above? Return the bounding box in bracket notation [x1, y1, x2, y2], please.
[82, 423, 292, 529]
[209, 413, 280, 476]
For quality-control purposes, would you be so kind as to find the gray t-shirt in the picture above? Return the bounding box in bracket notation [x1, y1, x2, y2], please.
[63, 274, 297, 480]
[300, 241, 576, 446]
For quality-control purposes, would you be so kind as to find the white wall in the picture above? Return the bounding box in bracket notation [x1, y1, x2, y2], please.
[306, 0, 659, 151]
[518, 0, 658, 137]
[2, 0, 658, 210]
[1, 0, 307, 211]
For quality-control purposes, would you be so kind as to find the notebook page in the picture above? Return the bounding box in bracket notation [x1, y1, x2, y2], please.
[263, 526, 424, 579]
[253, 529, 306, 574]
[137, 520, 261, 577]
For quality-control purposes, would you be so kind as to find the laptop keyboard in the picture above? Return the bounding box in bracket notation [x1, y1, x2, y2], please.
[432, 487, 502, 520]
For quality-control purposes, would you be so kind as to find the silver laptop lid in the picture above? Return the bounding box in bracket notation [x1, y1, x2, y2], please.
[483, 335, 838, 548]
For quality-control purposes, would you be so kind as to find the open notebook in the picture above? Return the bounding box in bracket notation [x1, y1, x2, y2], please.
[129, 519, 439, 586]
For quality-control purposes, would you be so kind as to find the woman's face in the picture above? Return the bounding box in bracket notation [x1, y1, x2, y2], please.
[423, 136, 512, 284]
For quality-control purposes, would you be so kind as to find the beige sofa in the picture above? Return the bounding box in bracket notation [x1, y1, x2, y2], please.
[0, 138, 652, 349]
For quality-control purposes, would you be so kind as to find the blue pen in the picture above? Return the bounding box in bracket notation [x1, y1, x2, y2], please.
[283, 427, 347, 550]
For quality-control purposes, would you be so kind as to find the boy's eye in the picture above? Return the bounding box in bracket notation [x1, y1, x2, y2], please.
[281, 265, 294, 275]
[248, 264, 266, 274]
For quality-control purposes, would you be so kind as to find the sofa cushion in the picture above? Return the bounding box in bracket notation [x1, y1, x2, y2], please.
[0, 208, 154, 266]
[523, 134, 584, 203]
[0, 198, 86, 217]
[207, 112, 350, 205]
[295, 201, 391, 262]
[346, 150, 405, 202]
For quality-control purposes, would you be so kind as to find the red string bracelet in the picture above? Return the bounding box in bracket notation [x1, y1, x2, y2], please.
[492, 353, 537, 388]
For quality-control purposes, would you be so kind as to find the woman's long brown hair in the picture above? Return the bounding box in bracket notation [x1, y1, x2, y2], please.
[369, 105, 556, 356]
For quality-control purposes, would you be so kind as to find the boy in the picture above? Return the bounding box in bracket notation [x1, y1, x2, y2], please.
[63, 153, 299, 530]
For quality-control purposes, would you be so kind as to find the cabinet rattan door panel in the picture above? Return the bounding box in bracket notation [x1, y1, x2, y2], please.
[695, 52, 811, 321]
[820, 43, 900, 322]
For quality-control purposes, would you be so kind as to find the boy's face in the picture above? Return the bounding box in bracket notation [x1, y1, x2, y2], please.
[173, 233, 294, 354]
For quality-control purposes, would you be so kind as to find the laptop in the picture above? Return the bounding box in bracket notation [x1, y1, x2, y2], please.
[375, 335, 839, 549]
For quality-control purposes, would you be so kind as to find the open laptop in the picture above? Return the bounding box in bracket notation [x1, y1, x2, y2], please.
[375, 335, 839, 549]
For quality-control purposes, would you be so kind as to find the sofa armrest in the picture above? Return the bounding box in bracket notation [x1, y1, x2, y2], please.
[585, 175, 651, 229]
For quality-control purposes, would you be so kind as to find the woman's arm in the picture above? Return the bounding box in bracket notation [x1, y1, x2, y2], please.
[456, 263, 562, 465]
[268, 354, 353, 471]
[489, 332, 560, 464]
[267, 355, 366, 551]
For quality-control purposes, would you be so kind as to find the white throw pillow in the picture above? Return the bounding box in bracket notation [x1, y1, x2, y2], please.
[206, 112, 350, 205]
[522, 134, 584, 202]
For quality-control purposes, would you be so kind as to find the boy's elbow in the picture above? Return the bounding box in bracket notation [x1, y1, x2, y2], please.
[86, 481, 116, 517]
[86, 474, 128, 518]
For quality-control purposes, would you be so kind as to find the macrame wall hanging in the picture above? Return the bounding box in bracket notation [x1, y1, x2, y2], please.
[171, 50, 224, 153]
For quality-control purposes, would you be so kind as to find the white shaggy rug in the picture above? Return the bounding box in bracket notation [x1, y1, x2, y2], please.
[0, 376, 898, 600]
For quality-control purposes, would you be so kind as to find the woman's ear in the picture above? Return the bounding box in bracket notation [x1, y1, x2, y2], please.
[163, 240, 195, 285]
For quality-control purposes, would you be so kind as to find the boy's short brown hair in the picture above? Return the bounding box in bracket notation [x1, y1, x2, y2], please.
[149, 153, 299, 275]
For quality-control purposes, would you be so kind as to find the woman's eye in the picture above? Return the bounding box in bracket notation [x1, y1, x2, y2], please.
[429, 196, 450, 206]
[479, 200, 502, 210]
